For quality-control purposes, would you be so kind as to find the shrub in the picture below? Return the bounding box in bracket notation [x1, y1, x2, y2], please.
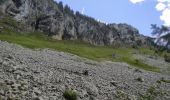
[116, 90, 129, 99]
[164, 54, 170, 62]
[63, 90, 77, 100]
[83, 70, 89, 76]
[160, 77, 170, 83]
[134, 68, 142, 73]
[134, 59, 139, 64]
[140, 84, 166, 100]
[135, 77, 144, 82]
[132, 45, 138, 49]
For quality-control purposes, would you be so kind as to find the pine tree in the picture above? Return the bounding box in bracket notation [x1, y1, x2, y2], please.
[151, 24, 170, 48]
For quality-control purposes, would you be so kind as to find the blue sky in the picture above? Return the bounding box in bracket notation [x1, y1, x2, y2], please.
[55, 0, 170, 36]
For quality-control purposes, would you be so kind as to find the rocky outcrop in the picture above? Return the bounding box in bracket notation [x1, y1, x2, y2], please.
[0, 0, 153, 46]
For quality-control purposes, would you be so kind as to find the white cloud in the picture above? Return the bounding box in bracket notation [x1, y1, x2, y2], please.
[168, 3, 170, 8]
[157, 0, 170, 3]
[81, 8, 85, 14]
[160, 8, 170, 26]
[156, 3, 166, 11]
[129, 0, 145, 4]
[129, 0, 170, 26]
[97, 19, 108, 25]
[156, 0, 170, 26]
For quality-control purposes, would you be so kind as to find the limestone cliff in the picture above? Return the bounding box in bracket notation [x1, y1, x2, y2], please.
[0, 0, 153, 46]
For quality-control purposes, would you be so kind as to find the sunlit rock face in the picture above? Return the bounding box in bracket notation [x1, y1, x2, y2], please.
[0, 0, 153, 46]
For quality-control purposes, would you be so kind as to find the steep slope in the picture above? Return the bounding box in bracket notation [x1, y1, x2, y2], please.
[0, 0, 153, 46]
[0, 41, 170, 100]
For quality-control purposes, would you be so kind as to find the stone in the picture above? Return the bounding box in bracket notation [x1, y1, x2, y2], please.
[6, 55, 14, 60]
[85, 82, 98, 96]
[110, 81, 118, 87]
[5, 80, 14, 85]
[2, 61, 10, 67]
[18, 85, 27, 91]
[112, 53, 119, 59]
[33, 88, 41, 96]
[33, 96, 44, 100]
[0, 89, 5, 96]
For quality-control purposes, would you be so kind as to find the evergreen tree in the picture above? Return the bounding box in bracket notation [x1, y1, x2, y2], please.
[64, 5, 74, 15]
[151, 24, 170, 48]
[58, 1, 63, 11]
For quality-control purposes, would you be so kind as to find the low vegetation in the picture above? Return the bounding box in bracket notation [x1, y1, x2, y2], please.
[140, 83, 167, 100]
[135, 77, 144, 82]
[164, 54, 170, 62]
[63, 90, 77, 100]
[0, 17, 164, 72]
[159, 77, 170, 83]
[115, 90, 130, 100]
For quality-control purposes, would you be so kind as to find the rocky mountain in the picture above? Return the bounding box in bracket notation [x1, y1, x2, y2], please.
[0, 0, 153, 46]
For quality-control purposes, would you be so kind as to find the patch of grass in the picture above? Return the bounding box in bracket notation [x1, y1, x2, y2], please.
[0, 96, 2, 100]
[0, 16, 21, 29]
[160, 77, 170, 83]
[164, 54, 170, 62]
[0, 31, 161, 72]
[139, 48, 155, 55]
[141, 86, 158, 100]
[117, 57, 160, 72]
[162, 80, 170, 83]
[116, 90, 129, 100]
[63, 90, 77, 100]
[115, 90, 137, 100]
[140, 85, 167, 100]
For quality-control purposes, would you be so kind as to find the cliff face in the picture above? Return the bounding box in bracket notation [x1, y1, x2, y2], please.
[0, 0, 152, 46]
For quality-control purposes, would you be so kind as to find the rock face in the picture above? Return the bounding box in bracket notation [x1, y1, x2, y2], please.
[0, 0, 153, 46]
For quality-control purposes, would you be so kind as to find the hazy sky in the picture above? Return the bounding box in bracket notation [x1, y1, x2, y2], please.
[55, 0, 170, 36]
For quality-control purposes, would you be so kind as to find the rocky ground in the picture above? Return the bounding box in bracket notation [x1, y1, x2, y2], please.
[0, 41, 170, 100]
[133, 54, 170, 74]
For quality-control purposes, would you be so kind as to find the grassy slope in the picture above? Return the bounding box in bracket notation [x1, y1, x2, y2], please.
[0, 17, 160, 72]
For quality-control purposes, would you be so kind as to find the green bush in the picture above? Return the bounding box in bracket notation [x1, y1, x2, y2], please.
[164, 54, 170, 62]
[160, 77, 170, 83]
[135, 77, 144, 82]
[132, 45, 138, 49]
[134, 59, 140, 64]
[63, 90, 77, 100]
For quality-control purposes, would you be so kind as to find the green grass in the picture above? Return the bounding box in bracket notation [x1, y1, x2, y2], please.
[0, 16, 22, 29]
[0, 17, 161, 72]
[159, 77, 170, 83]
[161, 80, 170, 83]
[0, 31, 160, 72]
[63, 90, 77, 100]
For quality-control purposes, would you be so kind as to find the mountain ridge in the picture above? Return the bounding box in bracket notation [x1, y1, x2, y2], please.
[0, 0, 153, 47]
